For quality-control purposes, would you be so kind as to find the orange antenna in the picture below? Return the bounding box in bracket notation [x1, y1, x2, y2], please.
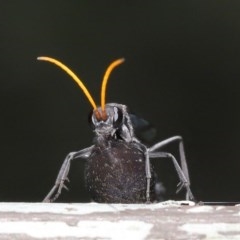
[37, 56, 97, 110]
[101, 58, 125, 111]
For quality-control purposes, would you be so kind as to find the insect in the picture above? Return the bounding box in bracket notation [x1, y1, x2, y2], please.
[38, 56, 194, 203]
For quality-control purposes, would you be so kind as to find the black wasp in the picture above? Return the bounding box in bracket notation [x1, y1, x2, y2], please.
[38, 56, 194, 203]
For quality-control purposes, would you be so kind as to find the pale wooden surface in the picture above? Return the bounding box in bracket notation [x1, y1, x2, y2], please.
[0, 201, 239, 239]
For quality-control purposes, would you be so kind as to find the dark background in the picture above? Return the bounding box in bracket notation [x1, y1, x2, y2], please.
[1, 1, 240, 202]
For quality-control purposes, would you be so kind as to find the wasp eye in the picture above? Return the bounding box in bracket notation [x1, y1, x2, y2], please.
[113, 107, 123, 128]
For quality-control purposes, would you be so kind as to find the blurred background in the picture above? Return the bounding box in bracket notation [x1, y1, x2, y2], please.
[0, 1, 240, 202]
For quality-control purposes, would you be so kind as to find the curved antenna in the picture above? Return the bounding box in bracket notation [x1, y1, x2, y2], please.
[101, 58, 125, 111]
[37, 56, 97, 110]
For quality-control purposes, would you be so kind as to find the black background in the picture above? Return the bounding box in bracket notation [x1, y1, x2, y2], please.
[1, 1, 240, 202]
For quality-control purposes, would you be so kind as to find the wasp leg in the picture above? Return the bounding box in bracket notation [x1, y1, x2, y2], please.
[149, 136, 189, 182]
[148, 151, 194, 201]
[43, 146, 94, 202]
[133, 143, 152, 203]
[144, 149, 151, 203]
[148, 136, 193, 200]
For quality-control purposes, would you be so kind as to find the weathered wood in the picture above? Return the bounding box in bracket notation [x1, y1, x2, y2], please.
[0, 201, 239, 239]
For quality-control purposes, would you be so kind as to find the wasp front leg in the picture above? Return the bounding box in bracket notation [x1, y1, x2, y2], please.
[43, 146, 94, 202]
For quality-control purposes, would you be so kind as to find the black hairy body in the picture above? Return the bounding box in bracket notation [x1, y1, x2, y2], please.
[43, 103, 193, 203]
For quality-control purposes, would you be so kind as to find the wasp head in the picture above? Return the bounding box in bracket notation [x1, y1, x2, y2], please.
[89, 103, 124, 136]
